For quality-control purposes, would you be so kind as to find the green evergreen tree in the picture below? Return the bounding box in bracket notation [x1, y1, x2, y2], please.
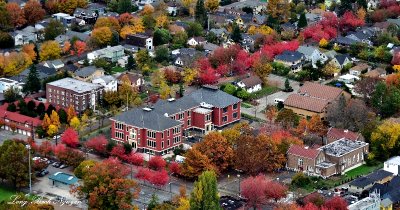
[108, 0, 119, 12]
[195, 0, 208, 28]
[338, 0, 353, 16]
[117, 0, 132, 14]
[147, 194, 160, 210]
[297, 13, 308, 28]
[44, 20, 65, 41]
[126, 54, 136, 71]
[58, 109, 68, 124]
[190, 171, 222, 210]
[231, 24, 242, 43]
[23, 65, 41, 94]
[284, 78, 292, 91]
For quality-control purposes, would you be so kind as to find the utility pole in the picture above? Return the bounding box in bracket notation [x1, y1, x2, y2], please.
[26, 145, 32, 195]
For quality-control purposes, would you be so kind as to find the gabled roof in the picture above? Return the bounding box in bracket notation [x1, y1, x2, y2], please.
[349, 170, 393, 188]
[189, 86, 241, 108]
[240, 76, 262, 87]
[284, 94, 329, 113]
[297, 45, 320, 57]
[298, 82, 343, 101]
[287, 144, 320, 159]
[335, 36, 358, 46]
[335, 54, 351, 65]
[75, 66, 103, 78]
[117, 73, 143, 83]
[275, 50, 304, 62]
[327, 128, 360, 141]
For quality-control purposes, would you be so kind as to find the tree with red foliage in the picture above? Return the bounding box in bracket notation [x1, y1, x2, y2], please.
[169, 161, 181, 175]
[301, 203, 319, 210]
[303, 192, 325, 207]
[110, 144, 127, 161]
[387, 5, 400, 18]
[61, 128, 79, 148]
[38, 141, 53, 157]
[150, 169, 169, 187]
[260, 40, 299, 60]
[85, 135, 108, 155]
[216, 64, 229, 76]
[339, 11, 365, 31]
[303, 24, 337, 42]
[148, 156, 166, 171]
[53, 143, 67, 159]
[127, 153, 144, 166]
[199, 67, 219, 84]
[149, 94, 159, 104]
[371, 9, 387, 22]
[73, 41, 86, 56]
[381, 0, 398, 8]
[240, 174, 271, 209]
[392, 51, 400, 65]
[323, 196, 348, 210]
[196, 57, 212, 71]
[164, 68, 182, 84]
[265, 181, 287, 202]
[233, 50, 252, 75]
[33, 159, 48, 171]
[320, 12, 339, 28]
[135, 168, 152, 181]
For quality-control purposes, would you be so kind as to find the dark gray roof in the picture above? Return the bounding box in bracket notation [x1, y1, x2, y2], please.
[335, 36, 358, 46]
[66, 31, 89, 41]
[335, 54, 351, 65]
[111, 108, 182, 131]
[370, 176, 400, 196]
[21, 64, 57, 79]
[189, 86, 241, 108]
[153, 97, 200, 115]
[349, 170, 393, 188]
[275, 50, 304, 62]
[75, 66, 102, 77]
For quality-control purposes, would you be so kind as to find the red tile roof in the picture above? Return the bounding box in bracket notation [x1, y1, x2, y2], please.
[287, 144, 320, 159]
[299, 82, 343, 101]
[0, 111, 42, 127]
[327, 128, 360, 141]
[284, 94, 329, 113]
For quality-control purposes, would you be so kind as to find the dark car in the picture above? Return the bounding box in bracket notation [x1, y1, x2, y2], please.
[52, 162, 62, 168]
[40, 169, 49, 175]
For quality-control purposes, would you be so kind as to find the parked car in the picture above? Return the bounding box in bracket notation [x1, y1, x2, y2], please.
[53, 135, 61, 140]
[40, 169, 49, 175]
[52, 162, 62, 168]
[59, 164, 68, 169]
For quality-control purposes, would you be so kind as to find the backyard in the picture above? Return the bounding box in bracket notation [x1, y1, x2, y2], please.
[0, 186, 15, 201]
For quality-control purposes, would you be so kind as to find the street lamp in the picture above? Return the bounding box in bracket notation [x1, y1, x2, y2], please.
[26, 145, 32, 195]
[237, 174, 241, 196]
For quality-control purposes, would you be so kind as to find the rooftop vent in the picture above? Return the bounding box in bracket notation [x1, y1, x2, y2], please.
[143, 107, 152, 112]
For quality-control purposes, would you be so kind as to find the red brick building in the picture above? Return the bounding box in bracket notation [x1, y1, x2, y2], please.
[110, 86, 241, 155]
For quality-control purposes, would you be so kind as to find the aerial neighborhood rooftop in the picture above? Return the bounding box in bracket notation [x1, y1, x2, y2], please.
[1, 0, 400, 208]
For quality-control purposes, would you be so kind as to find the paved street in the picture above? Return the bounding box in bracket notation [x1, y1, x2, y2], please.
[241, 74, 300, 120]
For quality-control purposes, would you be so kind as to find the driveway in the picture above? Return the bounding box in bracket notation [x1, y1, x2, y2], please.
[241, 74, 300, 120]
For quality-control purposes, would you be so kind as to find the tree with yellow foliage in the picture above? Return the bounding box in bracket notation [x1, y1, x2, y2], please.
[47, 124, 58, 137]
[319, 38, 329, 48]
[50, 110, 61, 128]
[159, 81, 171, 99]
[91, 27, 113, 47]
[394, 65, 400, 72]
[267, 0, 290, 22]
[181, 0, 196, 16]
[94, 17, 121, 32]
[205, 0, 219, 12]
[39, 41, 62, 61]
[182, 68, 198, 85]
[322, 62, 339, 77]
[142, 4, 154, 15]
[67, 106, 77, 123]
[371, 120, 400, 160]
[80, 113, 89, 132]
[0, 52, 32, 76]
[156, 15, 169, 28]
[69, 116, 80, 130]
[42, 113, 51, 130]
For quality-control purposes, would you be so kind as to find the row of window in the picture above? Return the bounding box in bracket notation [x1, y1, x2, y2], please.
[147, 140, 156, 148]
[174, 136, 181, 144]
[115, 131, 124, 139]
[222, 103, 238, 113]
[147, 130, 156, 138]
[222, 112, 238, 122]
[115, 122, 124, 130]
[172, 111, 191, 120]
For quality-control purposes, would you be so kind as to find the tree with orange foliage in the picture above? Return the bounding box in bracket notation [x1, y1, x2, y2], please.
[155, 15, 169, 28]
[63, 41, 71, 54]
[308, 115, 327, 136]
[180, 147, 215, 178]
[234, 134, 286, 175]
[23, 0, 45, 25]
[6, 3, 26, 28]
[271, 130, 303, 155]
[196, 132, 234, 173]
[265, 105, 278, 124]
[91, 27, 113, 47]
[118, 13, 133, 25]
[94, 17, 121, 32]
[22, 44, 37, 61]
[142, 4, 154, 15]
[73, 41, 86, 56]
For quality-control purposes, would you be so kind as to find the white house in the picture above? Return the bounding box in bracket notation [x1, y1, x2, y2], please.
[297, 45, 328, 68]
[237, 76, 263, 93]
[166, 2, 178, 16]
[92, 75, 118, 92]
[43, 59, 64, 70]
[187, 37, 206, 47]
[87, 45, 125, 63]
[338, 74, 360, 84]
[10, 26, 38, 46]
[0, 78, 24, 93]
[52, 13, 75, 26]
[384, 156, 400, 176]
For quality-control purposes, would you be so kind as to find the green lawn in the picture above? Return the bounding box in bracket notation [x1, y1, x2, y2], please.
[345, 162, 384, 178]
[0, 186, 15, 201]
[111, 66, 125, 73]
[249, 86, 280, 100]
[241, 102, 252, 108]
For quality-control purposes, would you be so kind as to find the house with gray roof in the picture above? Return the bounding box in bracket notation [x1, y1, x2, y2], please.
[297, 45, 328, 68]
[110, 85, 241, 155]
[274, 50, 305, 73]
[330, 54, 352, 69]
[10, 64, 57, 84]
[74, 66, 105, 82]
[43, 59, 64, 70]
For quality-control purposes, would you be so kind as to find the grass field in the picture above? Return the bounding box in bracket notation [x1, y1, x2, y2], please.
[0, 186, 15, 201]
[111, 66, 125, 73]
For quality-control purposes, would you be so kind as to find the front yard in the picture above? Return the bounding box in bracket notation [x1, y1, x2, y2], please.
[0, 186, 15, 201]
